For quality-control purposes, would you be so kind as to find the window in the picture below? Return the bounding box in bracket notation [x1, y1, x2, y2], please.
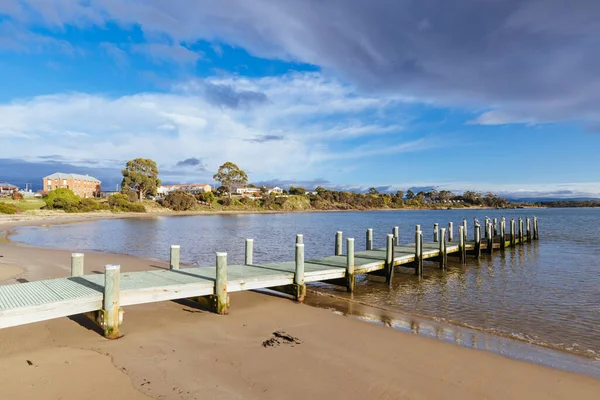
[47, 179, 51, 186]
[63, 179, 67, 185]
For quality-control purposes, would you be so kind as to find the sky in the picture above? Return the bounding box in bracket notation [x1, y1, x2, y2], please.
[1, 0, 600, 199]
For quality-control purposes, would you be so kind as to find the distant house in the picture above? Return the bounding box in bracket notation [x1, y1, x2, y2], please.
[265, 186, 284, 195]
[0, 182, 19, 197]
[235, 187, 261, 195]
[43, 173, 101, 198]
[157, 184, 212, 196]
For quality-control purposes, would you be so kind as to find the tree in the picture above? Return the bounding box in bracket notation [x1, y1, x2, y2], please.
[213, 162, 248, 199]
[368, 187, 379, 195]
[289, 186, 306, 195]
[406, 189, 415, 200]
[121, 158, 161, 201]
[162, 190, 196, 211]
[395, 190, 404, 200]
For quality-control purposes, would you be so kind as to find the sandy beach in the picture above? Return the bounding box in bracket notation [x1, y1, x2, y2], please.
[0, 214, 599, 399]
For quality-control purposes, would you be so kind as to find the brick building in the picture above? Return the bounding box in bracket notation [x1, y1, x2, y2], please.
[43, 173, 101, 198]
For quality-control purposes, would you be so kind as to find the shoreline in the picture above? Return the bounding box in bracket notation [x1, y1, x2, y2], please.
[1, 216, 599, 398]
[3, 212, 599, 371]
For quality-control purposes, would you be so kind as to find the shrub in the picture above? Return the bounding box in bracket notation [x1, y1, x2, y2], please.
[162, 190, 196, 211]
[11, 192, 23, 200]
[79, 198, 109, 212]
[0, 203, 18, 214]
[108, 193, 146, 212]
[44, 188, 82, 212]
[239, 196, 251, 205]
[219, 197, 232, 206]
[123, 190, 139, 203]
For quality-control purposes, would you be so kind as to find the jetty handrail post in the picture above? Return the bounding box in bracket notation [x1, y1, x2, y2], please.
[335, 231, 343, 256]
[526, 217, 532, 243]
[458, 226, 465, 264]
[293, 243, 306, 302]
[415, 225, 423, 278]
[533, 216, 539, 240]
[296, 234, 303, 244]
[71, 253, 84, 277]
[500, 218, 506, 251]
[448, 222, 453, 242]
[439, 228, 447, 270]
[519, 218, 524, 244]
[385, 234, 394, 284]
[433, 223, 439, 242]
[102, 264, 122, 339]
[487, 222, 494, 254]
[346, 238, 355, 293]
[392, 226, 400, 246]
[510, 218, 516, 246]
[474, 223, 481, 258]
[245, 239, 254, 265]
[170, 245, 180, 270]
[212, 252, 229, 314]
[366, 228, 373, 251]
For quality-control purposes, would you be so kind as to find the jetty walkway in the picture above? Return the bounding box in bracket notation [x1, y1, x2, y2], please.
[0, 216, 539, 338]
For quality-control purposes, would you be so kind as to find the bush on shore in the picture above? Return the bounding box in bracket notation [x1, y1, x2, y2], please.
[161, 190, 196, 211]
[0, 202, 18, 214]
[108, 193, 146, 212]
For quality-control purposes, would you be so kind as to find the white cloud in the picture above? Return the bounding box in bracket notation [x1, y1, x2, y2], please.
[0, 73, 421, 182]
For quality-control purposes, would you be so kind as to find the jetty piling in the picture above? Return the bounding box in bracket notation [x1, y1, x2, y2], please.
[493, 218, 498, 236]
[533, 217, 539, 240]
[346, 238, 355, 293]
[500, 218, 506, 251]
[439, 227, 447, 270]
[458, 226, 466, 264]
[335, 231, 343, 256]
[448, 222, 453, 242]
[393, 226, 399, 246]
[415, 225, 423, 277]
[245, 239, 253, 265]
[296, 234, 303, 244]
[385, 234, 394, 284]
[294, 243, 306, 302]
[71, 253, 84, 277]
[487, 222, 494, 254]
[170, 245, 180, 270]
[526, 217, 532, 243]
[366, 228, 373, 251]
[462, 219, 468, 240]
[474, 223, 481, 258]
[519, 218, 524, 244]
[102, 264, 122, 339]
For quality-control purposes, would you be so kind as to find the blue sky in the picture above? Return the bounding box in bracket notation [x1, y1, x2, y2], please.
[1, 1, 600, 198]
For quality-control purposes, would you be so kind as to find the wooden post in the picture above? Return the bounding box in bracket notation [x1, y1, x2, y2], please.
[500, 219, 506, 250]
[245, 239, 253, 265]
[448, 222, 453, 242]
[526, 217, 532, 243]
[487, 222, 494, 254]
[102, 264, 121, 339]
[296, 234, 303, 244]
[71, 253, 84, 277]
[393, 226, 399, 246]
[211, 252, 229, 314]
[439, 227, 447, 270]
[484, 219, 489, 239]
[346, 238, 355, 293]
[493, 218, 498, 236]
[458, 226, 465, 264]
[366, 228, 373, 251]
[510, 218, 516, 246]
[474, 223, 481, 258]
[462, 219, 468, 240]
[385, 234, 394, 284]
[415, 226, 423, 277]
[335, 231, 343, 256]
[170, 245, 180, 270]
[433, 223, 439, 242]
[294, 243, 306, 302]
[533, 216, 539, 240]
[519, 218, 524, 244]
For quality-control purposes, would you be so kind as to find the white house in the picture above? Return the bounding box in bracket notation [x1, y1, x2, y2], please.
[157, 184, 212, 196]
[235, 187, 261, 195]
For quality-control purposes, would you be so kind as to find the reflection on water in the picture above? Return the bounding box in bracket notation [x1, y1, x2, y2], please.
[10, 208, 600, 369]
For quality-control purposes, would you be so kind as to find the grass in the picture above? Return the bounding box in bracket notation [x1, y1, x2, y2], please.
[0, 198, 46, 212]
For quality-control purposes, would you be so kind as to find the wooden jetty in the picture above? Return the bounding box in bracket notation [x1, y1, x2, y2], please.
[0, 216, 539, 338]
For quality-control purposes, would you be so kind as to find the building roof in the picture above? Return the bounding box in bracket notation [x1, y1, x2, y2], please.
[0, 182, 18, 189]
[43, 172, 101, 183]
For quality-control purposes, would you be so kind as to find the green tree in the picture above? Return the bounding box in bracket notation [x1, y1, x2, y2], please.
[368, 187, 379, 195]
[121, 158, 161, 201]
[289, 186, 306, 195]
[406, 189, 415, 200]
[213, 162, 248, 199]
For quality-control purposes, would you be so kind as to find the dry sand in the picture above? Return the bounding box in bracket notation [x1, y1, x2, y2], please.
[0, 215, 599, 399]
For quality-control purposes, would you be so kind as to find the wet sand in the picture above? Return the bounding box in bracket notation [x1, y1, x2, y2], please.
[0, 218, 599, 399]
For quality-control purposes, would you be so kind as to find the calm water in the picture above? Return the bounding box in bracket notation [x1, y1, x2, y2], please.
[9, 209, 600, 369]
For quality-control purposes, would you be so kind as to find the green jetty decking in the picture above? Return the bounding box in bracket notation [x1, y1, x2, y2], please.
[0, 216, 539, 338]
